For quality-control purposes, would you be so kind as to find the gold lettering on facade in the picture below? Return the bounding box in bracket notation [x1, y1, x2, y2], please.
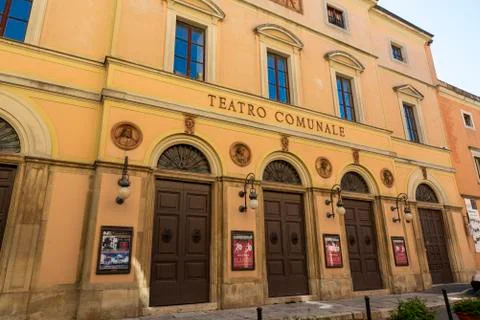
[207, 94, 346, 138]
[269, 0, 303, 13]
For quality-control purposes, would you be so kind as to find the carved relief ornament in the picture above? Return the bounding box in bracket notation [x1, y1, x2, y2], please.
[381, 168, 394, 188]
[316, 157, 332, 179]
[230, 142, 252, 167]
[184, 115, 195, 135]
[269, 0, 303, 13]
[281, 135, 289, 152]
[111, 122, 143, 151]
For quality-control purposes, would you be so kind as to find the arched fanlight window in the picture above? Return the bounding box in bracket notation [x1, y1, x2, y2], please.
[0, 118, 20, 153]
[416, 183, 439, 203]
[158, 144, 210, 174]
[263, 160, 301, 185]
[341, 171, 369, 193]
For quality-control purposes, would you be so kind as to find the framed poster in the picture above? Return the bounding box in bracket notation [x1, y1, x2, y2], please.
[391, 236, 409, 267]
[96, 226, 133, 274]
[231, 231, 255, 271]
[323, 234, 343, 268]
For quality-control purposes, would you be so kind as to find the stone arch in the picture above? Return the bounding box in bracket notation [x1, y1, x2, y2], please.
[407, 169, 447, 205]
[415, 183, 439, 203]
[0, 91, 52, 157]
[158, 144, 211, 174]
[338, 165, 379, 194]
[258, 152, 312, 187]
[149, 134, 222, 176]
[255, 24, 304, 49]
[341, 171, 369, 193]
[324, 50, 365, 72]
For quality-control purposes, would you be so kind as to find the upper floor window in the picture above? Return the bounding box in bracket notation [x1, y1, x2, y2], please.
[403, 103, 420, 143]
[474, 156, 480, 179]
[327, 5, 345, 29]
[174, 21, 205, 81]
[462, 110, 475, 129]
[0, 0, 32, 42]
[336, 75, 355, 122]
[268, 52, 290, 104]
[391, 44, 405, 62]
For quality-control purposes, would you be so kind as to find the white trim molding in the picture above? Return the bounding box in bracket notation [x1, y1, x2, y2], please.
[394, 85, 428, 144]
[323, 1, 350, 33]
[257, 24, 303, 105]
[258, 151, 312, 187]
[394, 84, 424, 101]
[163, 0, 224, 83]
[25, 0, 48, 45]
[389, 40, 409, 65]
[471, 149, 480, 184]
[325, 51, 366, 123]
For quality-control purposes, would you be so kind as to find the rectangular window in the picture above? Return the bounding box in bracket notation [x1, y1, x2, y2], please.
[403, 103, 420, 143]
[391, 44, 404, 62]
[327, 5, 345, 29]
[463, 111, 474, 129]
[174, 21, 205, 81]
[336, 76, 356, 121]
[475, 156, 480, 180]
[0, 0, 33, 42]
[267, 52, 290, 104]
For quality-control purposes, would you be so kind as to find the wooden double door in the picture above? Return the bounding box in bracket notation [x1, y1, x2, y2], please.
[0, 165, 16, 250]
[150, 180, 211, 307]
[344, 199, 383, 291]
[419, 208, 453, 284]
[264, 191, 309, 297]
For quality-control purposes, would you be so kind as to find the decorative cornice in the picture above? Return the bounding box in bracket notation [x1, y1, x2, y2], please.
[255, 24, 304, 49]
[373, 5, 434, 39]
[393, 84, 424, 101]
[325, 50, 365, 73]
[167, 0, 225, 20]
[438, 80, 480, 104]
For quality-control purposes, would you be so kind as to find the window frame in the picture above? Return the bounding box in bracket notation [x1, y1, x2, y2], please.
[324, 1, 349, 32]
[336, 74, 356, 122]
[462, 110, 476, 130]
[174, 20, 206, 81]
[472, 149, 480, 183]
[0, 0, 33, 42]
[267, 51, 290, 104]
[389, 40, 409, 65]
[402, 102, 421, 143]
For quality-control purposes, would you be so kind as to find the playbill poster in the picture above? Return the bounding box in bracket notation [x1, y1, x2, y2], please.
[391, 237, 409, 267]
[97, 226, 133, 274]
[231, 231, 255, 271]
[323, 234, 343, 268]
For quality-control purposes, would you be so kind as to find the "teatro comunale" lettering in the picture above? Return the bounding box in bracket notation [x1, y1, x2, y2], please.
[208, 94, 346, 137]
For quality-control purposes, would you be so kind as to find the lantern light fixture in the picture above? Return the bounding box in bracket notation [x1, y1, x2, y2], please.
[391, 193, 412, 223]
[239, 173, 258, 213]
[325, 184, 345, 219]
[116, 156, 131, 205]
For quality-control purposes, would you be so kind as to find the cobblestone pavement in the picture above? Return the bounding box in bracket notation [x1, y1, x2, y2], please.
[124, 283, 470, 320]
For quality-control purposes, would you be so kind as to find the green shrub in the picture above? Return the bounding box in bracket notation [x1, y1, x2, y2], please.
[390, 297, 435, 320]
[453, 299, 480, 315]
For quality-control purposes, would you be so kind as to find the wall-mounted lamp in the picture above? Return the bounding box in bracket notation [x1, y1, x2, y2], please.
[239, 173, 258, 213]
[325, 184, 346, 219]
[391, 193, 412, 223]
[116, 156, 131, 205]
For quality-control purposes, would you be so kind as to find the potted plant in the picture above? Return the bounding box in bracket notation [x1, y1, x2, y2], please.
[390, 297, 435, 320]
[453, 299, 480, 320]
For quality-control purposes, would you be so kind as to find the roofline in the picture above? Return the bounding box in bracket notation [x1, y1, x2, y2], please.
[438, 80, 480, 103]
[373, 5, 434, 39]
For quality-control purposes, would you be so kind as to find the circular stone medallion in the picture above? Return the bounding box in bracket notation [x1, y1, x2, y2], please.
[111, 122, 143, 151]
[316, 157, 332, 179]
[381, 168, 394, 188]
[230, 142, 252, 167]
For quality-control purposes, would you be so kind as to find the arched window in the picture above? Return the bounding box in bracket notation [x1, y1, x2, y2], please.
[341, 172, 369, 193]
[416, 184, 438, 203]
[0, 118, 20, 153]
[263, 160, 301, 185]
[158, 144, 210, 174]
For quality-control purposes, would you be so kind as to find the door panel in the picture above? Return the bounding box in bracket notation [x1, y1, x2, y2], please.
[344, 199, 383, 291]
[419, 209, 453, 284]
[150, 180, 210, 307]
[0, 165, 16, 250]
[264, 191, 309, 297]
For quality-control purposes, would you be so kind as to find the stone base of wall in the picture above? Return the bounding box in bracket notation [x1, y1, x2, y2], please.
[391, 273, 424, 294]
[221, 281, 263, 309]
[0, 292, 29, 320]
[455, 269, 476, 283]
[76, 288, 139, 320]
[318, 276, 352, 300]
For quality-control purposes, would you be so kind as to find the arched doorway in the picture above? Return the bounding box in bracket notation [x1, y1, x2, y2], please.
[262, 160, 309, 297]
[150, 144, 212, 307]
[0, 118, 19, 251]
[416, 183, 453, 284]
[341, 171, 383, 291]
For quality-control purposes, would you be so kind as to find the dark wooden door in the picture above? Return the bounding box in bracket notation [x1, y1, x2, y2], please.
[150, 180, 210, 307]
[264, 191, 309, 297]
[344, 199, 383, 291]
[0, 165, 15, 250]
[419, 208, 453, 284]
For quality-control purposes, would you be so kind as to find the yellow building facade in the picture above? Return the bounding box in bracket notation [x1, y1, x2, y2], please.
[0, 0, 476, 319]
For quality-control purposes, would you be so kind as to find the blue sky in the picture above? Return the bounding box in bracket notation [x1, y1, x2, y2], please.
[379, 0, 479, 95]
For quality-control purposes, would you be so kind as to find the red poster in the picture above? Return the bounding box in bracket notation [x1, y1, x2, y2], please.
[323, 234, 343, 268]
[232, 231, 255, 271]
[392, 237, 409, 267]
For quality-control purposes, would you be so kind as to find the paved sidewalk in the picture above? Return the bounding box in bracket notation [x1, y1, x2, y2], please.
[126, 284, 471, 320]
